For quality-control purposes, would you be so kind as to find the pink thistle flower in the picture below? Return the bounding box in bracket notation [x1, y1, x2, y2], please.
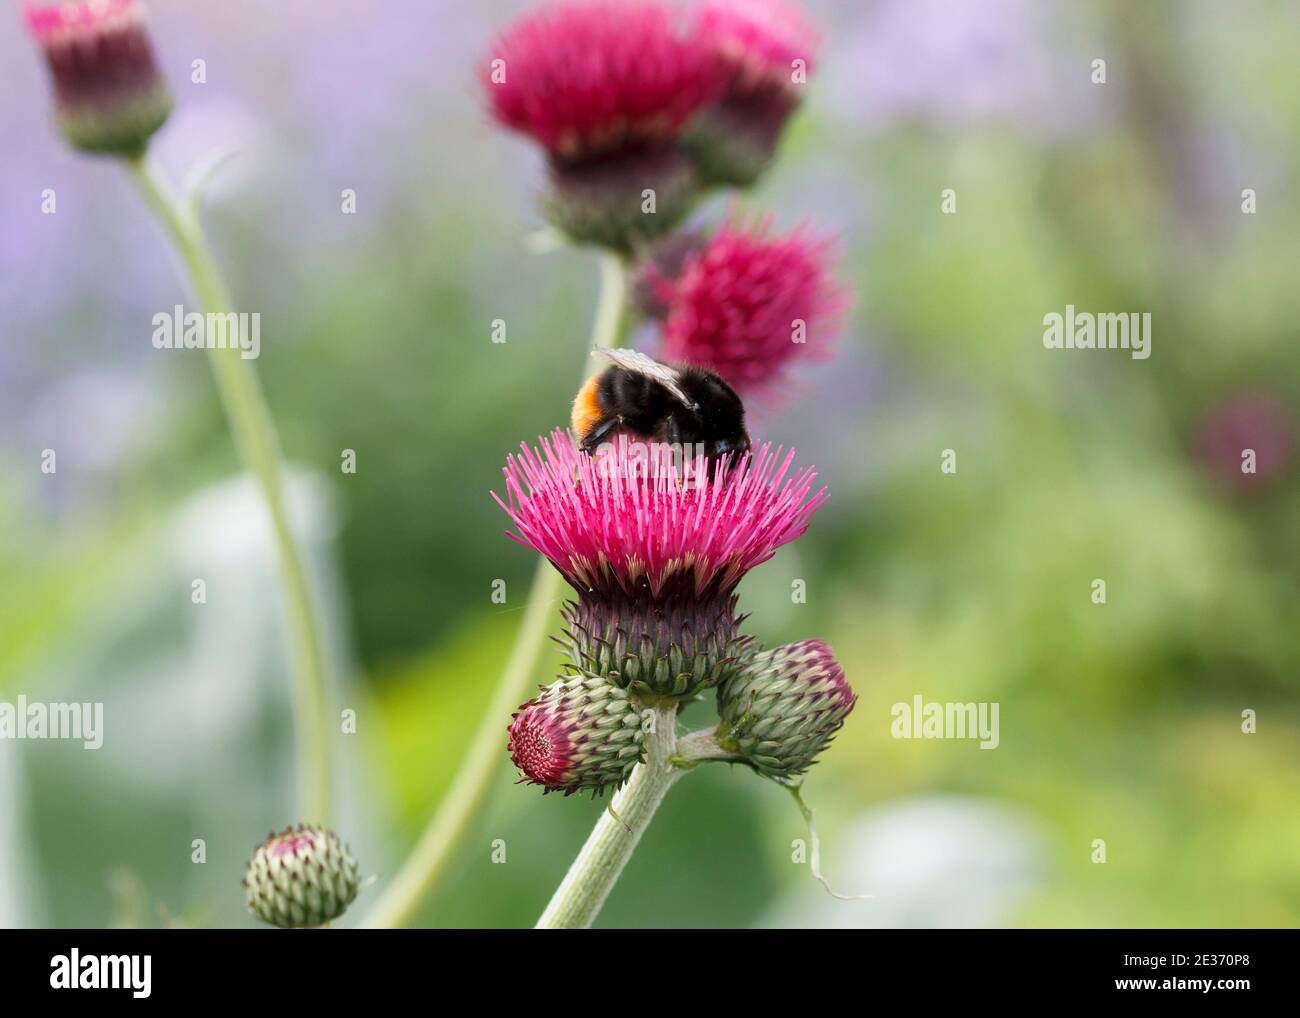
[483, 0, 721, 161]
[495, 429, 826, 599]
[507, 672, 645, 795]
[652, 218, 847, 398]
[23, 0, 172, 156]
[698, 0, 820, 96]
[684, 0, 821, 186]
[494, 430, 827, 698]
[481, 0, 723, 250]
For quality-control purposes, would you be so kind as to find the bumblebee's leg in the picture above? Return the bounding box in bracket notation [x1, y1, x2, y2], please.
[661, 416, 682, 447]
[656, 416, 689, 477]
[580, 415, 623, 452]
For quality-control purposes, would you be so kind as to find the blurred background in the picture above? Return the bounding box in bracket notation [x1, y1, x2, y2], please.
[2, 0, 1299, 928]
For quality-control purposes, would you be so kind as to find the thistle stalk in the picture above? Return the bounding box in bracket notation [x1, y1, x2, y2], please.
[126, 154, 331, 826]
[535, 706, 680, 929]
[359, 251, 632, 929]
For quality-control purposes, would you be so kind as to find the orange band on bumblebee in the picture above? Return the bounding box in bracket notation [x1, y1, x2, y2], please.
[571, 373, 605, 442]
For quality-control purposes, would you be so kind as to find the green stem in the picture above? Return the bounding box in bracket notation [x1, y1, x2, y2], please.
[359, 554, 561, 928]
[670, 727, 742, 767]
[126, 154, 331, 826]
[534, 723, 741, 928]
[590, 248, 632, 357]
[359, 251, 633, 929]
[536, 706, 680, 929]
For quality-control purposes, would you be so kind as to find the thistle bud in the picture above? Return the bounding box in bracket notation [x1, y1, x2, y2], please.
[24, 0, 172, 156]
[508, 671, 648, 795]
[243, 824, 361, 929]
[716, 640, 855, 780]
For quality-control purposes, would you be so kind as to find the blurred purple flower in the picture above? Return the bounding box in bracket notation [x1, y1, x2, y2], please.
[1196, 390, 1294, 492]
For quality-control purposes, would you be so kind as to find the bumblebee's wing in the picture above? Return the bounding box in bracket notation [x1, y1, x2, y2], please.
[592, 347, 697, 409]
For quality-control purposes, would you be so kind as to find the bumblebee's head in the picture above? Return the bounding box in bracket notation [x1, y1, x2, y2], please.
[676, 366, 751, 463]
[710, 433, 752, 461]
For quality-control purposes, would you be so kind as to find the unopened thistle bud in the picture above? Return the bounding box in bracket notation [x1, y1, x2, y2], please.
[508, 672, 647, 795]
[243, 825, 361, 929]
[716, 640, 855, 780]
[24, 0, 172, 156]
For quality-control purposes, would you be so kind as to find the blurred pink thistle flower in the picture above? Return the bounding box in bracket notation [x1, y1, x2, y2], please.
[481, 0, 723, 248]
[483, 0, 721, 161]
[684, 0, 821, 186]
[698, 0, 820, 96]
[649, 217, 848, 398]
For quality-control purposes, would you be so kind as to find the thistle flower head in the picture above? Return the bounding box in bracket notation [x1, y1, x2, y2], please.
[482, 0, 722, 162]
[243, 824, 361, 929]
[697, 0, 820, 94]
[495, 430, 824, 698]
[717, 640, 855, 780]
[24, 0, 172, 156]
[508, 672, 647, 795]
[655, 218, 847, 397]
[495, 430, 827, 601]
[481, 0, 722, 249]
[683, 0, 820, 186]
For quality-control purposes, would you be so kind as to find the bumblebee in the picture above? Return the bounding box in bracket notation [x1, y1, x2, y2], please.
[572, 348, 751, 461]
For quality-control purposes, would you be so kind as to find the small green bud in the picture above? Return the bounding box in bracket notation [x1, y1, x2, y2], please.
[717, 640, 855, 780]
[508, 671, 648, 795]
[243, 825, 360, 929]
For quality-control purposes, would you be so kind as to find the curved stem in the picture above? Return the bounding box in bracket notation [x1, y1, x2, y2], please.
[359, 554, 562, 928]
[126, 154, 332, 826]
[590, 248, 632, 358]
[536, 706, 679, 929]
[671, 727, 743, 767]
[359, 251, 633, 928]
